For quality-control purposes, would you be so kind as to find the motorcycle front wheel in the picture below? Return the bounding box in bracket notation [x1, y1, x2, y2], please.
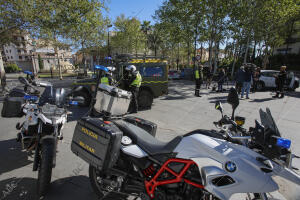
[37, 138, 55, 197]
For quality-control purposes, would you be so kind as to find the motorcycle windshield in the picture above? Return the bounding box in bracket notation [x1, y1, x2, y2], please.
[259, 108, 281, 137]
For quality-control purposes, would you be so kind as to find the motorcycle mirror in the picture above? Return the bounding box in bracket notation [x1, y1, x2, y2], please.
[215, 101, 223, 114]
[18, 76, 30, 85]
[227, 88, 239, 119]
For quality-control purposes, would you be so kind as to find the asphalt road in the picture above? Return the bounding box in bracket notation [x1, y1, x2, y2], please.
[0, 80, 299, 200]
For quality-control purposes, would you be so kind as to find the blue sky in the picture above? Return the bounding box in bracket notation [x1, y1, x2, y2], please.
[103, 0, 164, 24]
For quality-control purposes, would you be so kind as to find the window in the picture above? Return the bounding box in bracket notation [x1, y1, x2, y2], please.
[6, 50, 8, 53]
[139, 66, 164, 77]
[19, 56, 22, 60]
[47, 60, 50, 63]
[18, 50, 21, 53]
[11, 56, 13, 59]
[9, 50, 11, 53]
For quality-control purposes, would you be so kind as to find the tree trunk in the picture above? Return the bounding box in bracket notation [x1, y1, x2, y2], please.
[251, 40, 257, 61]
[243, 36, 250, 64]
[187, 40, 190, 67]
[213, 41, 219, 74]
[208, 39, 213, 69]
[231, 41, 238, 78]
[200, 43, 203, 61]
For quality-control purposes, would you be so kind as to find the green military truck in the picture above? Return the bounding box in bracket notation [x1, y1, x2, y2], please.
[72, 55, 168, 109]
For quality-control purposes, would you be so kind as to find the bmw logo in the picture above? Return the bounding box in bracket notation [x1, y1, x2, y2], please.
[225, 161, 237, 172]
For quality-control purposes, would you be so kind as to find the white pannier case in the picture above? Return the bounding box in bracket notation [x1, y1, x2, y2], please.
[94, 84, 132, 116]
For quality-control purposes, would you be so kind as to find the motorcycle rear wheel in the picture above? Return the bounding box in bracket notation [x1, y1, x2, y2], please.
[37, 139, 54, 197]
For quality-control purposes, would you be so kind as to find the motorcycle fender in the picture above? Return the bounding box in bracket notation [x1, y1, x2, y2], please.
[273, 165, 300, 185]
[40, 136, 57, 168]
[38, 113, 52, 124]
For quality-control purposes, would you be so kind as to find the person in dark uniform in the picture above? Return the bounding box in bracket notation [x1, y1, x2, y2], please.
[217, 68, 225, 92]
[194, 65, 203, 97]
[125, 65, 142, 113]
[273, 66, 287, 98]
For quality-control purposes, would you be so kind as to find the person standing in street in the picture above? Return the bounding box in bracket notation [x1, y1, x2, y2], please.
[125, 65, 142, 113]
[252, 67, 261, 93]
[273, 66, 287, 98]
[194, 65, 203, 97]
[241, 66, 252, 99]
[206, 66, 213, 89]
[235, 66, 245, 94]
[217, 68, 225, 92]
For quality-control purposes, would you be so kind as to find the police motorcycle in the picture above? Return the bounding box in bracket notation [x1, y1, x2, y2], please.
[70, 63, 300, 200]
[14, 77, 83, 197]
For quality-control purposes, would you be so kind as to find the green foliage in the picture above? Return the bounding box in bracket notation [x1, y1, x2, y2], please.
[111, 14, 146, 54]
[4, 63, 21, 73]
[38, 54, 44, 70]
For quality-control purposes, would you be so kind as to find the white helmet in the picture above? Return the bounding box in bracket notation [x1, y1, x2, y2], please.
[125, 65, 136, 72]
[107, 66, 116, 72]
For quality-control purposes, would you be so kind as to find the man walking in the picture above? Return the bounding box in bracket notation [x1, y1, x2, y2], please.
[273, 66, 287, 98]
[241, 66, 252, 99]
[235, 66, 245, 94]
[194, 65, 203, 97]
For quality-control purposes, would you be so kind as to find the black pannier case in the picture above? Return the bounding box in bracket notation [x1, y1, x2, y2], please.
[1, 97, 24, 118]
[123, 116, 157, 137]
[71, 117, 123, 171]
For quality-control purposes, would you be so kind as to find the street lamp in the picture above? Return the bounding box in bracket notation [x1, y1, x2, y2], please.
[107, 24, 112, 57]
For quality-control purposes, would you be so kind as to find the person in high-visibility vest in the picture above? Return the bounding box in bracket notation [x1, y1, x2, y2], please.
[194, 65, 203, 97]
[100, 66, 116, 86]
[125, 65, 142, 113]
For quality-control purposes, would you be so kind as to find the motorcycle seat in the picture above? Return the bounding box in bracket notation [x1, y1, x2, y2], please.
[114, 120, 182, 155]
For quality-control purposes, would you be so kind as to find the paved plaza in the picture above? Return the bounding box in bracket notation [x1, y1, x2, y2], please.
[0, 80, 299, 200]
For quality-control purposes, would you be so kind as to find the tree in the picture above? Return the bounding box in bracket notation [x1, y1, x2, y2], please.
[0, 0, 107, 79]
[111, 15, 146, 55]
[38, 54, 44, 70]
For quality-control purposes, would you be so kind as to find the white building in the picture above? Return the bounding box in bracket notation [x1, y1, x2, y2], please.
[2, 34, 35, 71]
[2, 32, 73, 72]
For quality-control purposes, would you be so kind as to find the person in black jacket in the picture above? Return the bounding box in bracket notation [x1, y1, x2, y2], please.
[241, 66, 252, 99]
[273, 66, 287, 98]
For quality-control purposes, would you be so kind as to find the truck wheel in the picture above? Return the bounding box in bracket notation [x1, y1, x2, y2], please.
[257, 81, 265, 91]
[73, 91, 91, 107]
[138, 89, 153, 109]
[37, 139, 54, 198]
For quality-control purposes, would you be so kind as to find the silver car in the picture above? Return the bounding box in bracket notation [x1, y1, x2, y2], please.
[257, 70, 299, 91]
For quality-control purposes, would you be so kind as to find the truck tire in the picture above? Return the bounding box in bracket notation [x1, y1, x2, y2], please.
[37, 139, 55, 197]
[73, 91, 91, 107]
[138, 89, 153, 109]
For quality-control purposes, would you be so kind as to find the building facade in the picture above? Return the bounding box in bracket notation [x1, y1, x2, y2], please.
[2, 32, 73, 72]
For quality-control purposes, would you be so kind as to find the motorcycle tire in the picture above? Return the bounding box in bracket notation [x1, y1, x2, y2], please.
[89, 165, 107, 198]
[37, 138, 55, 197]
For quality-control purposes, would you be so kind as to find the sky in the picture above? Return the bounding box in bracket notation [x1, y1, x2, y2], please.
[103, 0, 165, 25]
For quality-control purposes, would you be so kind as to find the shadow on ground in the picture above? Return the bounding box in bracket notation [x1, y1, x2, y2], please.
[0, 139, 33, 175]
[0, 176, 100, 200]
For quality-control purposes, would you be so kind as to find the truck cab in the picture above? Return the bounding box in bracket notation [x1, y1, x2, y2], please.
[72, 55, 168, 109]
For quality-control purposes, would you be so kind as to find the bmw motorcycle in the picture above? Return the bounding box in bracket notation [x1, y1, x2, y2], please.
[15, 79, 80, 197]
[85, 88, 300, 200]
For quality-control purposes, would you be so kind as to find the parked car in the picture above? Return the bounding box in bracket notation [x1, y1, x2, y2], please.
[257, 70, 299, 91]
[168, 70, 180, 80]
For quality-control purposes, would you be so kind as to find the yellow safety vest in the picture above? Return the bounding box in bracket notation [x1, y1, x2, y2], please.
[101, 77, 109, 85]
[131, 72, 142, 87]
[195, 70, 200, 79]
